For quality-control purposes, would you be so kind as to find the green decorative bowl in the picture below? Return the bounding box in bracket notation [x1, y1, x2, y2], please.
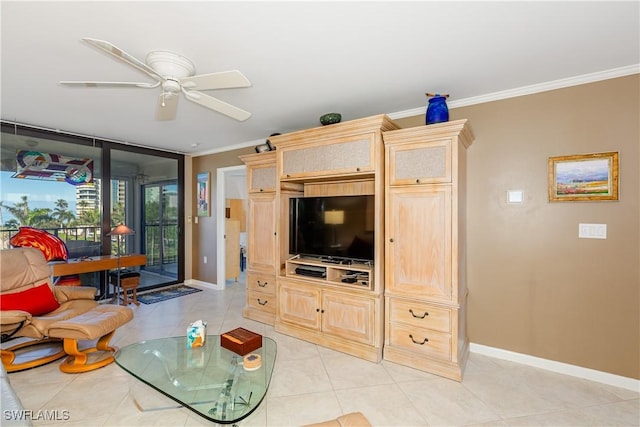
[319, 113, 342, 126]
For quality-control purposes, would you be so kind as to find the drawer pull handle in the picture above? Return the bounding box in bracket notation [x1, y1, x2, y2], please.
[409, 334, 429, 345]
[409, 309, 429, 319]
[257, 281, 267, 287]
[416, 179, 421, 184]
[257, 299, 268, 306]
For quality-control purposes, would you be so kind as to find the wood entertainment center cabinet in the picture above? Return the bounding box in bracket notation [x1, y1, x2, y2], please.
[240, 116, 474, 380]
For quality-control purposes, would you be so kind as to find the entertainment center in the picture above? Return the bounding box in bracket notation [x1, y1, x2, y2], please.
[240, 115, 474, 380]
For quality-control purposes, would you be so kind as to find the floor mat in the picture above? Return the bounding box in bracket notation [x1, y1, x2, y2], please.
[137, 285, 202, 305]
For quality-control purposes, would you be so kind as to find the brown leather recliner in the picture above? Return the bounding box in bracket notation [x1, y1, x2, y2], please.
[1, 247, 133, 373]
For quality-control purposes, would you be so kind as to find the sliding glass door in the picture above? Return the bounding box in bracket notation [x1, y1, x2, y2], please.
[110, 148, 182, 291]
[142, 182, 178, 278]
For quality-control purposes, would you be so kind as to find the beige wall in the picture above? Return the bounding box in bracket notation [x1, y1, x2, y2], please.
[191, 147, 255, 284]
[397, 74, 639, 379]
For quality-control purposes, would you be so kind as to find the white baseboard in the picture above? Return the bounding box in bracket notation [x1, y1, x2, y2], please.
[470, 343, 639, 392]
[184, 278, 223, 291]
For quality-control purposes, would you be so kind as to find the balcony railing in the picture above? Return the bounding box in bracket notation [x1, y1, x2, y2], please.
[0, 225, 176, 268]
[0, 226, 102, 256]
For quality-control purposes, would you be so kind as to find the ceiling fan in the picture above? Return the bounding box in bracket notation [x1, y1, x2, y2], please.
[60, 38, 251, 121]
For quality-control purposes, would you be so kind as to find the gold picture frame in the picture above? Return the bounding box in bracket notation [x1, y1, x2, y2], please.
[548, 152, 619, 202]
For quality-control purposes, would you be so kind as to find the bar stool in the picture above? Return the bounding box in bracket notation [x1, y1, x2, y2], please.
[109, 270, 141, 306]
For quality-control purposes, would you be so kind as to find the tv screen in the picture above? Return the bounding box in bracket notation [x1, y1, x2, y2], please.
[289, 195, 375, 262]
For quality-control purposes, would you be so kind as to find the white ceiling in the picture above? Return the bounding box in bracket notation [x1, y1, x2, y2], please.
[2, 1, 638, 156]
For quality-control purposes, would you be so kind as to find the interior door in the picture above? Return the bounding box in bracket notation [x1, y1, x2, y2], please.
[225, 219, 240, 281]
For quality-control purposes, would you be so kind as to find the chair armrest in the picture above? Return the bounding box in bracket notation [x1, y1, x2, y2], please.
[54, 286, 97, 303]
[0, 310, 32, 325]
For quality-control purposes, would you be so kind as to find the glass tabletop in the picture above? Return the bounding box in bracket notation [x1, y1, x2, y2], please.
[114, 335, 276, 424]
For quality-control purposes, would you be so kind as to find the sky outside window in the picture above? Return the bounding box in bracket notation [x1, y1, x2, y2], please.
[0, 171, 78, 222]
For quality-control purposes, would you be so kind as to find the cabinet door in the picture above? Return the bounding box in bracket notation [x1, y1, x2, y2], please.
[248, 164, 277, 193]
[386, 186, 452, 300]
[322, 292, 375, 345]
[280, 135, 374, 180]
[247, 193, 276, 273]
[387, 139, 452, 185]
[278, 281, 321, 330]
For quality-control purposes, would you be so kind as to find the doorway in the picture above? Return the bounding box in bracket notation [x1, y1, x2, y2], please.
[216, 165, 247, 288]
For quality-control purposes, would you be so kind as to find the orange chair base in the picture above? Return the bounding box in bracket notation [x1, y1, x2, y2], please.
[59, 331, 118, 373]
[1, 338, 66, 372]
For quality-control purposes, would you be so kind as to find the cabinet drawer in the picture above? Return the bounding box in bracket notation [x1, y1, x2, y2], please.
[389, 299, 451, 333]
[246, 272, 276, 295]
[388, 323, 451, 360]
[387, 139, 452, 185]
[246, 290, 276, 314]
[280, 136, 374, 180]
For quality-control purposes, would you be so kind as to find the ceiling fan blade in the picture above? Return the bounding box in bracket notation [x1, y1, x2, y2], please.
[155, 93, 179, 121]
[183, 90, 251, 121]
[60, 81, 159, 88]
[180, 70, 251, 91]
[82, 38, 162, 82]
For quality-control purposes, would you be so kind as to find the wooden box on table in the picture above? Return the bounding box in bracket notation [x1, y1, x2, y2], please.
[221, 327, 262, 355]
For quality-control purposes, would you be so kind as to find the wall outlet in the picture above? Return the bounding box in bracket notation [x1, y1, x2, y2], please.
[203, 256, 208, 264]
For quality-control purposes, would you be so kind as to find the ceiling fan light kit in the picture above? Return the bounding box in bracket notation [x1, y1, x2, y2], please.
[145, 51, 195, 78]
[60, 38, 252, 122]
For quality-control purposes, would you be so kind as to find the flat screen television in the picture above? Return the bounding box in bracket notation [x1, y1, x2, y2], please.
[289, 195, 375, 262]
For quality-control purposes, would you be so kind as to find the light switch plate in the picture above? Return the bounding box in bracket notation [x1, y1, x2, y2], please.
[579, 223, 607, 239]
[507, 190, 524, 204]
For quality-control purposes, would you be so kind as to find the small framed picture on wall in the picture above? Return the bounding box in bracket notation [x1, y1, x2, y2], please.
[548, 151, 619, 202]
[197, 172, 210, 216]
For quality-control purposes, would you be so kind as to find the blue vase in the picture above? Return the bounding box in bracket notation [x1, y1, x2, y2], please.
[426, 96, 449, 125]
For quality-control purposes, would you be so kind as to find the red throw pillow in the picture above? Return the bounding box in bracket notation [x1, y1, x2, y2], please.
[0, 284, 60, 316]
[10, 226, 69, 261]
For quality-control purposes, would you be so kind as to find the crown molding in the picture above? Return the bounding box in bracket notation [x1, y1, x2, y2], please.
[389, 64, 640, 120]
[203, 65, 640, 155]
[191, 137, 264, 157]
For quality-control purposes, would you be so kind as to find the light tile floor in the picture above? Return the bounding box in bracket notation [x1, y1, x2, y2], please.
[7, 281, 639, 426]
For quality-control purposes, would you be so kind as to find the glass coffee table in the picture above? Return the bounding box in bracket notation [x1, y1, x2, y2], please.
[114, 335, 276, 424]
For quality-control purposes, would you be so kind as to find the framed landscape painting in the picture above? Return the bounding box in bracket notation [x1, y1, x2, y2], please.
[548, 152, 619, 202]
[197, 172, 210, 216]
